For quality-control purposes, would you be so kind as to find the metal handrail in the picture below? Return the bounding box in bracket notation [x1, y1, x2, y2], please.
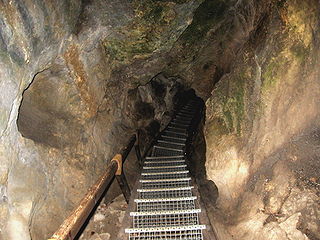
[48, 134, 137, 240]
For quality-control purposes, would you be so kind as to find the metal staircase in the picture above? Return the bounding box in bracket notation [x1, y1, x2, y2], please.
[124, 99, 208, 240]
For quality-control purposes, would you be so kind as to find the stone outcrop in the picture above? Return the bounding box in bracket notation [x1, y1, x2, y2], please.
[204, 0, 320, 239]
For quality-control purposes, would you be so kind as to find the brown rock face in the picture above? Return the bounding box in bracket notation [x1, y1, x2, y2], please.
[0, 0, 319, 239]
[203, 0, 320, 239]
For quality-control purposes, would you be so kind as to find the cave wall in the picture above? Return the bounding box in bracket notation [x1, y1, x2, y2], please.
[0, 0, 200, 239]
[204, 0, 320, 239]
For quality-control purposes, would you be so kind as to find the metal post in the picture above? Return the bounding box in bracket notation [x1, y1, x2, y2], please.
[115, 174, 131, 203]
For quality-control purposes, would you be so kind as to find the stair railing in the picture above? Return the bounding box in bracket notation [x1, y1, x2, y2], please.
[48, 134, 140, 240]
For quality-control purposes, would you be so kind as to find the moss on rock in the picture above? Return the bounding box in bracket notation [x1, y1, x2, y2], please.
[103, 0, 179, 65]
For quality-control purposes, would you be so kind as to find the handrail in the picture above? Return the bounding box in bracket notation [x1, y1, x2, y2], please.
[48, 134, 137, 240]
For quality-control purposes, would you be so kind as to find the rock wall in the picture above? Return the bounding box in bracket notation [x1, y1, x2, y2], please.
[0, 0, 200, 239]
[204, 0, 320, 239]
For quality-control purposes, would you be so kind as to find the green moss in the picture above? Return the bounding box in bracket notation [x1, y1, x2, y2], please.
[261, 50, 292, 93]
[261, 60, 278, 91]
[180, 0, 228, 45]
[104, 34, 156, 63]
[221, 72, 245, 135]
[103, 0, 177, 64]
[223, 110, 233, 131]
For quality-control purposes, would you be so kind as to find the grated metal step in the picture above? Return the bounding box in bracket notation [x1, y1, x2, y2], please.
[143, 165, 187, 169]
[167, 126, 188, 134]
[137, 187, 194, 199]
[145, 155, 185, 160]
[152, 145, 184, 156]
[139, 178, 191, 183]
[157, 140, 185, 146]
[131, 209, 201, 228]
[144, 160, 186, 167]
[162, 130, 188, 139]
[142, 166, 187, 174]
[135, 196, 197, 212]
[140, 179, 190, 189]
[169, 122, 189, 128]
[126, 225, 205, 240]
[171, 120, 191, 125]
[140, 176, 191, 189]
[156, 141, 185, 150]
[160, 135, 187, 143]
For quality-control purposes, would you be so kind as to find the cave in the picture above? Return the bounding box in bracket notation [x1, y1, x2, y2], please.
[0, 0, 319, 240]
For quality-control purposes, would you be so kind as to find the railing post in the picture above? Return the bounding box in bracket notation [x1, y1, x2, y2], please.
[112, 154, 131, 204]
[134, 131, 143, 167]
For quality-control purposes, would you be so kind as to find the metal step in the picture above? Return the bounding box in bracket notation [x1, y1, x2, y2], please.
[153, 145, 184, 151]
[140, 178, 191, 189]
[137, 186, 194, 193]
[134, 196, 196, 203]
[139, 178, 191, 183]
[179, 111, 196, 115]
[172, 119, 192, 125]
[157, 140, 185, 146]
[137, 187, 193, 199]
[155, 141, 185, 150]
[144, 160, 186, 166]
[167, 125, 187, 131]
[176, 113, 194, 117]
[141, 170, 189, 176]
[136, 197, 195, 212]
[142, 166, 186, 174]
[125, 225, 205, 240]
[152, 145, 183, 156]
[160, 135, 187, 143]
[135, 196, 197, 212]
[125, 224, 205, 233]
[163, 130, 188, 138]
[141, 171, 189, 180]
[131, 209, 201, 228]
[175, 116, 193, 121]
[169, 122, 189, 128]
[130, 209, 201, 216]
[143, 165, 187, 169]
[145, 155, 185, 160]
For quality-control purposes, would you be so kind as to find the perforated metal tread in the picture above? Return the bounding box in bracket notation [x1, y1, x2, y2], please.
[125, 100, 206, 240]
[125, 225, 206, 240]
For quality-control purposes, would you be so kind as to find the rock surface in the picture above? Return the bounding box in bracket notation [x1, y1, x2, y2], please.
[79, 195, 127, 240]
[203, 0, 320, 239]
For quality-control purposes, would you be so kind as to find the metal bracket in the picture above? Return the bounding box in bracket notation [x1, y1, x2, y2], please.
[111, 154, 123, 175]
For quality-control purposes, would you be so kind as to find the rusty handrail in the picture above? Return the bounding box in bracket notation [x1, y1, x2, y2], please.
[48, 134, 137, 240]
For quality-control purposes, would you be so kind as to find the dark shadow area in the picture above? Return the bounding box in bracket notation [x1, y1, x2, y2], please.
[189, 101, 219, 208]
